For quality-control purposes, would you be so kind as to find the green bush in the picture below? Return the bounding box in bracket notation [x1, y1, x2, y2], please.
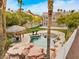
[57, 12, 79, 30]
[0, 40, 4, 59]
[5, 38, 13, 50]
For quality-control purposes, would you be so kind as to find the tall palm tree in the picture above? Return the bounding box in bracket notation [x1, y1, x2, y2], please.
[0, 0, 3, 32]
[3, 0, 7, 40]
[2, 0, 7, 43]
[71, 10, 75, 13]
[17, 0, 23, 12]
[8, 8, 10, 11]
[0, 0, 2, 7]
[60, 9, 62, 12]
[17, 0, 23, 25]
[47, 0, 53, 59]
[1, 0, 7, 57]
[57, 9, 60, 12]
[63, 10, 66, 13]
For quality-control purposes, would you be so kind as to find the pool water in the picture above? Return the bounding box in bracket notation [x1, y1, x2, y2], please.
[31, 34, 57, 48]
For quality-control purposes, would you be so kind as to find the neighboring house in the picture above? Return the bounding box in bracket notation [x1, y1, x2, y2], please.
[26, 10, 34, 16]
[42, 12, 66, 27]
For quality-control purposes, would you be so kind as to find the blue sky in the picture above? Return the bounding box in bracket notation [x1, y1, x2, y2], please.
[6, 0, 79, 14]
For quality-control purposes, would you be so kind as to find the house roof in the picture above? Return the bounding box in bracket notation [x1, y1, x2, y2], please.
[26, 10, 40, 17]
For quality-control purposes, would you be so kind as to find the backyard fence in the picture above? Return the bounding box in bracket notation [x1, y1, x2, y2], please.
[55, 29, 77, 59]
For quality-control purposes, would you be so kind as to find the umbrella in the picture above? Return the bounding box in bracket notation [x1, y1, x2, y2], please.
[6, 25, 25, 34]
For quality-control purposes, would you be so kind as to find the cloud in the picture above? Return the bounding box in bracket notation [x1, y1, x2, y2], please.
[6, 0, 79, 14]
[54, 0, 79, 11]
[25, 0, 79, 14]
[6, 0, 18, 10]
[6, 0, 48, 14]
[23, 1, 48, 15]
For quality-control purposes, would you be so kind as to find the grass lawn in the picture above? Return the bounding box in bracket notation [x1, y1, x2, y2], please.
[26, 26, 46, 33]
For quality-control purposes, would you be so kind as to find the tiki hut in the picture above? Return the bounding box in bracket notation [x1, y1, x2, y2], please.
[6, 25, 26, 41]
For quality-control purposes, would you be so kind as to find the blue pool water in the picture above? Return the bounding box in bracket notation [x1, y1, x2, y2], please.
[31, 34, 57, 48]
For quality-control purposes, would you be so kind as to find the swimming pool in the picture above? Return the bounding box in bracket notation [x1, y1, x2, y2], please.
[30, 33, 57, 48]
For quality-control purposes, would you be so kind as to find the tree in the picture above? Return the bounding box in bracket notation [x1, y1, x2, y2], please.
[57, 9, 63, 12]
[57, 9, 60, 12]
[47, 0, 53, 59]
[60, 9, 62, 12]
[57, 12, 79, 31]
[2, 0, 7, 40]
[19, 12, 33, 25]
[6, 11, 34, 27]
[33, 16, 43, 25]
[0, 0, 2, 7]
[63, 10, 66, 13]
[0, 0, 4, 58]
[6, 12, 19, 26]
[1, 0, 7, 57]
[17, 0, 23, 12]
[8, 8, 10, 11]
[71, 10, 75, 13]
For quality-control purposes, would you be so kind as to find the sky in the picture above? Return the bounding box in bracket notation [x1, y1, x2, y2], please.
[6, 0, 79, 14]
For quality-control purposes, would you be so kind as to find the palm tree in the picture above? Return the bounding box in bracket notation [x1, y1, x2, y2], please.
[17, 0, 23, 12]
[0, 0, 3, 32]
[2, 0, 7, 43]
[0, 0, 2, 7]
[0, 2, 4, 58]
[71, 10, 75, 13]
[17, 0, 23, 25]
[1, 0, 7, 57]
[63, 10, 66, 13]
[8, 8, 10, 11]
[60, 9, 62, 12]
[57, 9, 60, 12]
[47, 0, 53, 59]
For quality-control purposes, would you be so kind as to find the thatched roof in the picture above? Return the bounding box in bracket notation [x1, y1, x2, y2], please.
[6, 25, 25, 34]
